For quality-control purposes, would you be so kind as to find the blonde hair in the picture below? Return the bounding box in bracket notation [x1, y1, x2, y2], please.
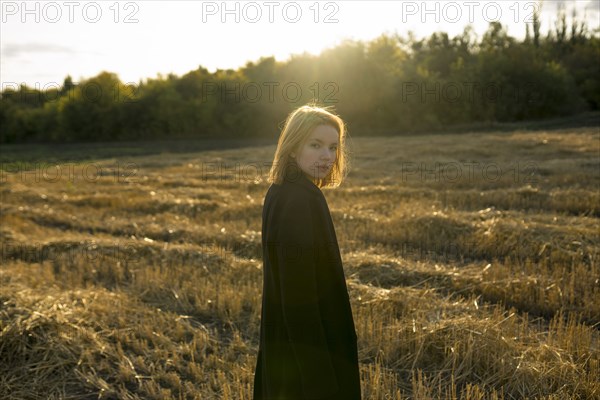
[268, 103, 350, 189]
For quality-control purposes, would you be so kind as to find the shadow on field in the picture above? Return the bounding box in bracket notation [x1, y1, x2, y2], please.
[0, 137, 274, 166]
[1, 111, 598, 167]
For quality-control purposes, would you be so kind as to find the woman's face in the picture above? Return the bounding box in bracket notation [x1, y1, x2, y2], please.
[292, 124, 339, 180]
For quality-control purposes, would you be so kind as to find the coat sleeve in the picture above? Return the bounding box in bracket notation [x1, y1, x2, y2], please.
[275, 193, 339, 398]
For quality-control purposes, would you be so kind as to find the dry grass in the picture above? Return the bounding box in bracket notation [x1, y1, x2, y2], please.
[1, 120, 599, 399]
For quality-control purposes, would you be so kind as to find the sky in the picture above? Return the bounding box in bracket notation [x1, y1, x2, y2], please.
[1, 0, 599, 89]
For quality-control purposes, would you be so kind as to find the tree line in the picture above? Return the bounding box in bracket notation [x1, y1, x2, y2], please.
[1, 10, 598, 144]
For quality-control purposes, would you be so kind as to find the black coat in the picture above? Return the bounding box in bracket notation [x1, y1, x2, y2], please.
[253, 168, 361, 400]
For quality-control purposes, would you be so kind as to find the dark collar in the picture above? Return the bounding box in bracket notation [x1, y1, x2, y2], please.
[282, 161, 321, 194]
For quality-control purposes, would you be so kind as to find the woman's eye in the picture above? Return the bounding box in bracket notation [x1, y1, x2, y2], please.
[311, 143, 319, 148]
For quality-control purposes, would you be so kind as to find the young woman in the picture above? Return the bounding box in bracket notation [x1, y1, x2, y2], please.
[253, 104, 361, 399]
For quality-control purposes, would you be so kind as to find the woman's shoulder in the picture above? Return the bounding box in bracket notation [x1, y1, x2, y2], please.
[267, 183, 311, 205]
[264, 180, 322, 214]
[270, 172, 321, 196]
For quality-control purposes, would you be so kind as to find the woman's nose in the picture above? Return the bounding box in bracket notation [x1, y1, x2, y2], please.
[322, 148, 335, 160]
